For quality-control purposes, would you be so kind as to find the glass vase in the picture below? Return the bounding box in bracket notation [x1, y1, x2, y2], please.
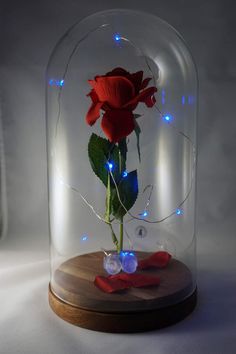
[46, 9, 198, 332]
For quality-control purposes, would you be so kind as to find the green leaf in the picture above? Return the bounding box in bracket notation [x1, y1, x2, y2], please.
[111, 170, 138, 219]
[134, 120, 141, 162]
[88, 133, 125, 187]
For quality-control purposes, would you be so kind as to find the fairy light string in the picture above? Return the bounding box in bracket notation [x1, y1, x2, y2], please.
[51, 24, 196, 233]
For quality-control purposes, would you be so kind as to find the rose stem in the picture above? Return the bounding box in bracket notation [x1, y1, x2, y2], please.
[119, 218, 123, 253]
[106, 169, 118, 251]
[108, 222, 118, 250]
[118, 150, 124, 253]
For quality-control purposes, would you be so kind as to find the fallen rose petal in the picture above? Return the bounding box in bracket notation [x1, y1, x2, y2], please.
[138, 251, 171, 270]
[110, 273, 160, 288]
[94, 275, 128, 293]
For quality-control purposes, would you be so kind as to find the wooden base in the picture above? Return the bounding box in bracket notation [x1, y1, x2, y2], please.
[48, 251, 197, 332]
[49, 285, 197, 333]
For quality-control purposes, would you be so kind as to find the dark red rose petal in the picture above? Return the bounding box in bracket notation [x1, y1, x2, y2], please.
[144, 93, 156, 107]
[94, 275, 128, 293]
[101, 109, 135, 142]
[129, 71, 143, 93]
[110, 273, 160, 288]
[138, 251, 171, 270]
[86, 101, 103, 126]
[87, 89, 99, 104]
[148, 251, 171, 268]
[95, 273, 161, 293]
[86, 69, 158, 137]
[141, 77, 152, 90]
[106, 67, 129, 77]
[124, 86, 157, 110]
[89, 76, 135, 109]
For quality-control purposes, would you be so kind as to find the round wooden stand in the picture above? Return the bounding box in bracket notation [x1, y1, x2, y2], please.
[48, 251, 197, 332]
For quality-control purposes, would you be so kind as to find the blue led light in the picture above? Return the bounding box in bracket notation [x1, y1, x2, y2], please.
[164, 115, 170, 122]
[107, 162, 113, 171]
[139, 210, 148, 218]
[182, 95, 185, 105]
[49, 78, 65, 87]
[114, 33, 121, 41]
[122, 171, 128, 178]
[163, 114, 173, 123]
[176, 208, 183, 216]
[81, 235, 88, 241]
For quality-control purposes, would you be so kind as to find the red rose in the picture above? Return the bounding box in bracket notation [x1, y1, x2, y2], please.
[86, 67, 157, 142]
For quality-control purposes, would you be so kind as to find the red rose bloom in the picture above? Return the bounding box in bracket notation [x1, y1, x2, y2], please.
[86, 67, 157, 142]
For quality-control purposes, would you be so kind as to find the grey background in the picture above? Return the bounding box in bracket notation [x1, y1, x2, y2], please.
[0, 0, 236, 353]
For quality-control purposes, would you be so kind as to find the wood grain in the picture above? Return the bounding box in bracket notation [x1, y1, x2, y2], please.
[51, 251, 193, 312]
[48, 284, 197, 333]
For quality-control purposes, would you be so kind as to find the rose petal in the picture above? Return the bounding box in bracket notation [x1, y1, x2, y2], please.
[101, 109, 135, 142]
[129, 71, 143, 93]
[95, 273, 161, 293]
[106, 67, 129, 77]
[86, 101, 103, 126]
[94, 275, 128, 293]
[124, 86, 157, 110]
[144, 93, 156, 108]
[141, 77, 152, 90]
[87, 89, 99, 104]
[90, 76, 135, 109]
[138, 251, 171, 270]
[110, 273, 160, 288]
[148, 251, 171, 268]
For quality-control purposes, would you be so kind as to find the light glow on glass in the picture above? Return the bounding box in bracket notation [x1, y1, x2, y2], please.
[161, 89, 166, 104]
[81, 235, 88, 241]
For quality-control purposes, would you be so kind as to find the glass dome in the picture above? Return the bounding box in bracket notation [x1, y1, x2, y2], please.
[46, 9, 198, 332]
